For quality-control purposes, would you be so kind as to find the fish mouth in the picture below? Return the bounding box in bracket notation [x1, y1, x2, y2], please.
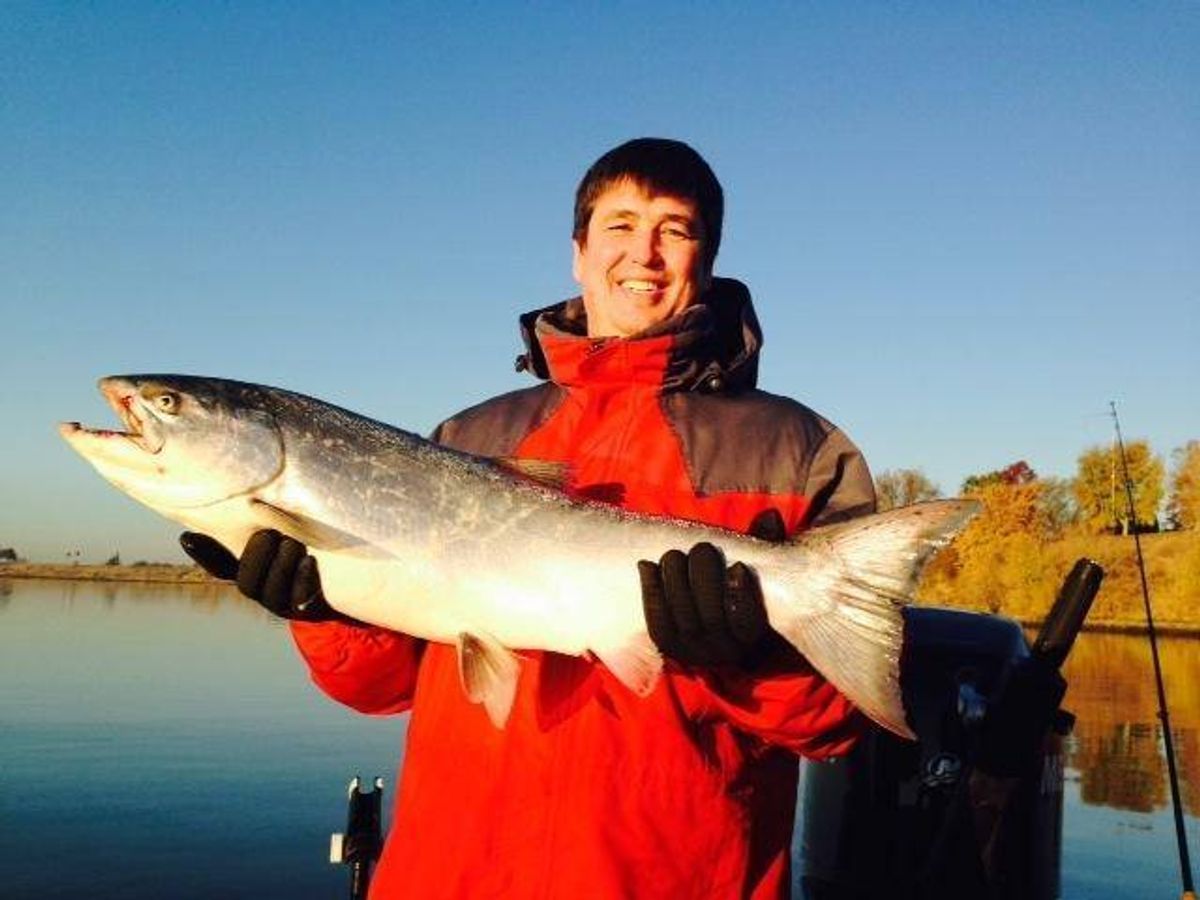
[58, 378, 165, 454]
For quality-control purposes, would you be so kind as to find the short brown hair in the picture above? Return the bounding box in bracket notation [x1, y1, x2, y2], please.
[573, 138, 724, 270]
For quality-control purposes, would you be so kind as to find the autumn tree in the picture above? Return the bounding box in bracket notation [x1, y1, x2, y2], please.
[960, 460, 1036, 493]
[1167, 441, 1200, 530]
[874, 468, 941, 511]
[1074, 441, 1165, 533]
[1038, 476, 1078, 535]
[921, 462, 1055, 617]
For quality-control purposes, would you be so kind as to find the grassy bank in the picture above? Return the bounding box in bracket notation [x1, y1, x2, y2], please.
[918, 528, 1200, 632]
[0, 562, 217, 584]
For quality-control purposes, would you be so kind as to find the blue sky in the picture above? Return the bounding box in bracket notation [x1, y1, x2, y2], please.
[2, 3, 1196, 562]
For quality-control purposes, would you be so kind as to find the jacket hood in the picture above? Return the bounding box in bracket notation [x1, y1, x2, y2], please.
[515, 277, 763, 393]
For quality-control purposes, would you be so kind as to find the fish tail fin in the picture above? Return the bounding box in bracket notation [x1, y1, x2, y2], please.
[457, 631, 521, 728]
[770, 499, 980, 739]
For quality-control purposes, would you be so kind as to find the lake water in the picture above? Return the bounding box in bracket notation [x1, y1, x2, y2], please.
[2, 579, 1199, 898]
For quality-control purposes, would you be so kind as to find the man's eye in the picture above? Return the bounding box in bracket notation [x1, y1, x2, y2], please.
[663, 226, 693, 240]
[606, 223, 632, 232]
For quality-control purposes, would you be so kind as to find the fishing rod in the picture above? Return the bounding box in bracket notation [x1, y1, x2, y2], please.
[1109, 400, 1195, 900]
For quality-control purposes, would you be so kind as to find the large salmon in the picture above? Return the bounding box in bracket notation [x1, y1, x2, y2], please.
[60, 375, 977, 736]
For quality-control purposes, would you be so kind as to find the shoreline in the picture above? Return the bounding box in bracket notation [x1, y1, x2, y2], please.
[0, 562, 218, 584]
[3, 563, 1196, 636]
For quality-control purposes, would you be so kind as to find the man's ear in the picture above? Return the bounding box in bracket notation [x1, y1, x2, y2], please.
[571, 238, 584, 284]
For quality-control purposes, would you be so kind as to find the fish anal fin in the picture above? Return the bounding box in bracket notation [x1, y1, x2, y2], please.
[591, 635, 663, 698]
[457, 632, 521, 728]
[248, 498, 388, 558]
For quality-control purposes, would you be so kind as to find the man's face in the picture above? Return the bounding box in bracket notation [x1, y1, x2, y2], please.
[572, 180, 710, 338]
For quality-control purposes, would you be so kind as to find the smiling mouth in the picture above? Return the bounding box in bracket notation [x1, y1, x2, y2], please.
[621, 280, 664, 295]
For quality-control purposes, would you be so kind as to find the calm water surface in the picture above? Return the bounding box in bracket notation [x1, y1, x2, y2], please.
[2, 579, 1199, 898]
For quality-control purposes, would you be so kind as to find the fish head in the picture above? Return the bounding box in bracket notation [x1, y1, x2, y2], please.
[60, 375, 284, 514]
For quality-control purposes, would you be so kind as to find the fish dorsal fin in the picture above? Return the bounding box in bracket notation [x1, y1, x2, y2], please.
[493, 457, 572, 491]
[248, 498, 389, 559]
[456, 631, 521, 728]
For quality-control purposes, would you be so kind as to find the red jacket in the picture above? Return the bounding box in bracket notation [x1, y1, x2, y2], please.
[291, 279, 876, 898]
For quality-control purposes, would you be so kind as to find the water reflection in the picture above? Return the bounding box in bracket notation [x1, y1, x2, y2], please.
[2, 580, 1197, 899]
[0, 574, 244, 608]
[1062, 633, 1199, 816]
[3, 579, 1197, 818]
[0, 578, 404, 900]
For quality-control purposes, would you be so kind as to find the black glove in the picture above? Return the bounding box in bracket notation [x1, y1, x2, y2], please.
[638, 509, 790, 668]
[974, 655, 1067, 778]
[180, 529, 350, 623]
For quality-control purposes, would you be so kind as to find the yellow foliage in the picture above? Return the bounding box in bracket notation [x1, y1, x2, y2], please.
[1169, 441, 1200, 530]
[920, 525, 1200, 629]
[919, 481, 1056, 616]
[1074, 441, 1165, 532]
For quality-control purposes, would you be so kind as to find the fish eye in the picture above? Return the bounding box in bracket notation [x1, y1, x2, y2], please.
[152, 391, 181, 415]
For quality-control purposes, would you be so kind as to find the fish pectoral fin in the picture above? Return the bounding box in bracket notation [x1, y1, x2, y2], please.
[492, 457, 573, 491]
[456, 631, 521, 728]
[247, 499, 389, 558]
[591, 634, 662, 698]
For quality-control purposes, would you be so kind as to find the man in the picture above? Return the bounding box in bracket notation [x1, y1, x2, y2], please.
[185, 138, 876, 898]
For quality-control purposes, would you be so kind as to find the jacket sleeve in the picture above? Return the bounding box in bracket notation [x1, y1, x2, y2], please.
[686, 427, 877, 757]
[289, 620, 425, 715]
[694, 658, 868, 759]
[802, 426, 877, 527]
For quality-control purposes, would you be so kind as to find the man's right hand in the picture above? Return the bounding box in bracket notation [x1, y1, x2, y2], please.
[180, 529, 353, 624]
[637, 508, 801, 670]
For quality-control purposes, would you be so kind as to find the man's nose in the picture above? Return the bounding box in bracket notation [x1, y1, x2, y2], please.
[629, 228, 661, 265]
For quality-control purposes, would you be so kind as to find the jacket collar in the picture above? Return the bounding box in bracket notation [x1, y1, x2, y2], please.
[516, 277, 762, 393]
